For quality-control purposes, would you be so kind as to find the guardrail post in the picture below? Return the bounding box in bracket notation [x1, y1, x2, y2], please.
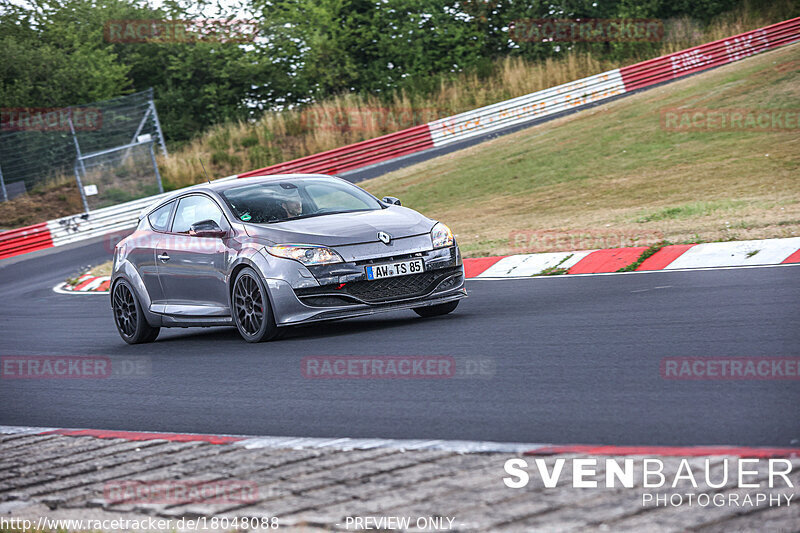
[68, 108, 90, 213]
[149, 142, 164, 194]
[148, 89, 168, 158]
[0, 162, 7, 202]
[73, 163, 90, 214]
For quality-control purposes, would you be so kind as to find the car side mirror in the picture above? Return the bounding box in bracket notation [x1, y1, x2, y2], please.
[189, 219, 227, 238]
[382, 196, 401, 206]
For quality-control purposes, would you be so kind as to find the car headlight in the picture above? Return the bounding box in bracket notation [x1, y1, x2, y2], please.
[265, 244, 344, 265]
[430, 222, 454, 249]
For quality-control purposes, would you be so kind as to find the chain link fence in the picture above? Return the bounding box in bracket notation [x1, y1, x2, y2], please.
[0, 88, 167, 211]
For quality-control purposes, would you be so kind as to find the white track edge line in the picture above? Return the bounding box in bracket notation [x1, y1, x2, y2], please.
[52, 282, 109, 295]
[470, 262, 800, 280]
[0, 425, 542, 454]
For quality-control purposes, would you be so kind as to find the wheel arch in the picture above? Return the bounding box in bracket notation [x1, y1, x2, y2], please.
[110, 263, 162, 327]
[228, 256, 276, 311]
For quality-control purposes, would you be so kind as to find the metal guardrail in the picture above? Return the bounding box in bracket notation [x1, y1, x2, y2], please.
[0, 176, 237, 260]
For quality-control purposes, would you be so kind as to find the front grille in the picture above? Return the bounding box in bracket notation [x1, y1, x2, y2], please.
[348, 271, 439, 301]
[436, 273, 462, 292]
[354, 251, 425, 266]
[301, 296, 358, 307]
[296, 266, 461, 305]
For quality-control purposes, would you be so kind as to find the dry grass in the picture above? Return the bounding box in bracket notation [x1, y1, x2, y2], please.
[359, 43, 800, 257]
[88, 260, 113, 277]
[161, 1, 797, 189]
[0, 180, 83, 229]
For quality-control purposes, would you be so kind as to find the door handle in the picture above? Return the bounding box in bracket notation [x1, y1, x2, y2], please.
[158, 252, 170, 263]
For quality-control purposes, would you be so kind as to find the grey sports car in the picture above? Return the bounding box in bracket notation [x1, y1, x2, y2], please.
[111, 174, 467, 343]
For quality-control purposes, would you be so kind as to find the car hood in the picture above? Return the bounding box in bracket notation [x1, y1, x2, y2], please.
[244, 206, 435, 246]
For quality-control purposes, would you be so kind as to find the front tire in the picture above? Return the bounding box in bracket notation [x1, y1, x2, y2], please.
[413, 300, 459, 318]
[232, 267, 282, 342]
[112, 280, 160, 344]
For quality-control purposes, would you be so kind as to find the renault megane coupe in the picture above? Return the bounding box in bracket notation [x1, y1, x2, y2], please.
[111, 174, 467, 343]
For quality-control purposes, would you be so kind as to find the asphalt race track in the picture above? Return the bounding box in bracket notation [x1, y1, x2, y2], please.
[1, 240, 799, 447]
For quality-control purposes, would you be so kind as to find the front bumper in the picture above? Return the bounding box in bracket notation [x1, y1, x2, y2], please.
[264, 245, 467, 326]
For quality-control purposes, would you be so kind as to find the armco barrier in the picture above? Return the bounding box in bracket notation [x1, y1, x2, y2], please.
[618, 18, 800, 91]
[0, 222, 54, 260]
[238, 124, 434, 177]
[0, 195, 166, 261]
[0, 176, 238, 261]
[45, 193, 171, 249]
[2, 18, 798, 260]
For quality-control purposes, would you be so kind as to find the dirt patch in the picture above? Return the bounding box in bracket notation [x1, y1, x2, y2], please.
[0, 182, 83, 229]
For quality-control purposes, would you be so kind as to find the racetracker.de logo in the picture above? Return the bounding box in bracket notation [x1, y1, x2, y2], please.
[299, 107, 441, 132]
[508, 229, 664, 253]
[1, 107, 102, 132]
[1, 356, 150, 379]
[661, 357, 800, 380]
[510, 18, 664, 43]
[106, 231, 225, 254]
[661, 108, 800, 132]
[104, 19, 258, 44]
[301, 356, 456, 379]
[103, 480, 258, 504]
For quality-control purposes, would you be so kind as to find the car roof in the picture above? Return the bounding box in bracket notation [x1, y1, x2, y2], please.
[138, 174, 339, 219]
[210, 173, 339, 192]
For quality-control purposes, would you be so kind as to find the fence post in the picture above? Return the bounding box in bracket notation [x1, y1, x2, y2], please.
[0, 162, 7, 202]
[148, 89, 168, 158]
[73, 163, 89, 214]
[149, 142, 164, 194]
[122, 105, 152, 162]
[68, 108, 90, 213]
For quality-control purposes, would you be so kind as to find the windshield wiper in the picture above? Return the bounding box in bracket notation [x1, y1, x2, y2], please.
[281, 209, 372, 222]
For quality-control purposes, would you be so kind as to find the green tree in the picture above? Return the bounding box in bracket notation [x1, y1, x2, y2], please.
[0, 1, 130, 107]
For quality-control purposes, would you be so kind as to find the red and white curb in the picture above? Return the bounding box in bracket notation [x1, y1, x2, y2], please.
[52, 237, 800, 295]
[2, 426, 798, 458]
[53, 273, 111, 294]
[464, 237, 800, 278]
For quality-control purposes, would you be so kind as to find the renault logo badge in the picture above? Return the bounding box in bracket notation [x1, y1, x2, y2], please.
[377, 231, 391, 245]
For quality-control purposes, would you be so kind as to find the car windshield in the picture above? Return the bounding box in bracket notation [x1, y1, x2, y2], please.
[221, 178, 382, 224]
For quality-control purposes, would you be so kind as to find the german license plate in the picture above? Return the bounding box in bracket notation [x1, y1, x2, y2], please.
[365, 258, 424, 280]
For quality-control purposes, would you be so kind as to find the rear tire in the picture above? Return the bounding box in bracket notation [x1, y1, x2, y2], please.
[112, 280, 160, 344]
[413, 300, 459, 318]
[232, 267, 282, 342]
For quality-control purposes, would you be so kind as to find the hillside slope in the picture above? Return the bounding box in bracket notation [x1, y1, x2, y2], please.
[361, 43, 800, 257]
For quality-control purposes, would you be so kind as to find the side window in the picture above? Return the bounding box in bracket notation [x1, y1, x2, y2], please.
[171, 195, 225, 234]
[148, 201, 174, 232]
